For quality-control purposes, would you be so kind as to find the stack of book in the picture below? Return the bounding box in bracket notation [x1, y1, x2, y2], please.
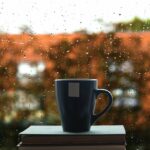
[17, 125, 126, 150]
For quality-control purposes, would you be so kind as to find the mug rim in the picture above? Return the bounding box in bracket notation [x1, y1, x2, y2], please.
[55, 79, 97, 81]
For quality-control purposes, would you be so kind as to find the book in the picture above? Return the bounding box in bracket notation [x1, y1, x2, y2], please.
[19, 125, 126, 145]
[18, 143, 126, 150]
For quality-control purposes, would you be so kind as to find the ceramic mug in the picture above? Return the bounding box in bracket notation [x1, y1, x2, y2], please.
[55, 79, 113, 132]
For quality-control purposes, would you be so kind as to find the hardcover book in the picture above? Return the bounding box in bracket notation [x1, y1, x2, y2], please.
[19, 125, 126, 146]
[18, 144, 126, 150]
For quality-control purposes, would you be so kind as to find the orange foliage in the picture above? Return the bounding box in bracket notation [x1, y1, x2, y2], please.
[0, 32, 150, 130]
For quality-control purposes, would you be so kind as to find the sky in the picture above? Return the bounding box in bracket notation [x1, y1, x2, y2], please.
[0, 0, 150, 34]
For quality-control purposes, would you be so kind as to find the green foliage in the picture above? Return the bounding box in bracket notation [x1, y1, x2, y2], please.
[114, 17, 150, 32]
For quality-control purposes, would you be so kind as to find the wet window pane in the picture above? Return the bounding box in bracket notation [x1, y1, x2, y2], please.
[0, 0, 150, 149]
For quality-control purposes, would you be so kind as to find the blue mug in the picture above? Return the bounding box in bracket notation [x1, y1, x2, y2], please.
[55, 79, 113, 132]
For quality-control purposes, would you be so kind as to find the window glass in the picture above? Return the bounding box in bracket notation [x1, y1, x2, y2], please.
[0, 0, 150, 149]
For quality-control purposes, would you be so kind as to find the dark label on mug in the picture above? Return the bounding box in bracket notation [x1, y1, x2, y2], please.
[68, 83, 80, 97]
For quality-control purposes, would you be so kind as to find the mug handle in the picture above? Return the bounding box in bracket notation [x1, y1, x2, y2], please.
[91, 89, 113, 125]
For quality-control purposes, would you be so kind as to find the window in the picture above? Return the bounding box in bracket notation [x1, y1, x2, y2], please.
[17, 61, 45, 85]
[0, 0, 150, 149]
[108, 60, 139, 108]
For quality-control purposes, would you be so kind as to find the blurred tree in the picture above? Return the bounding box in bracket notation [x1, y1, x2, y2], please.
[19, 25, 34, 34]
[0, 33, 150, 131]
[74, 29, 88, 34]
[114, 17, 150, 32]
